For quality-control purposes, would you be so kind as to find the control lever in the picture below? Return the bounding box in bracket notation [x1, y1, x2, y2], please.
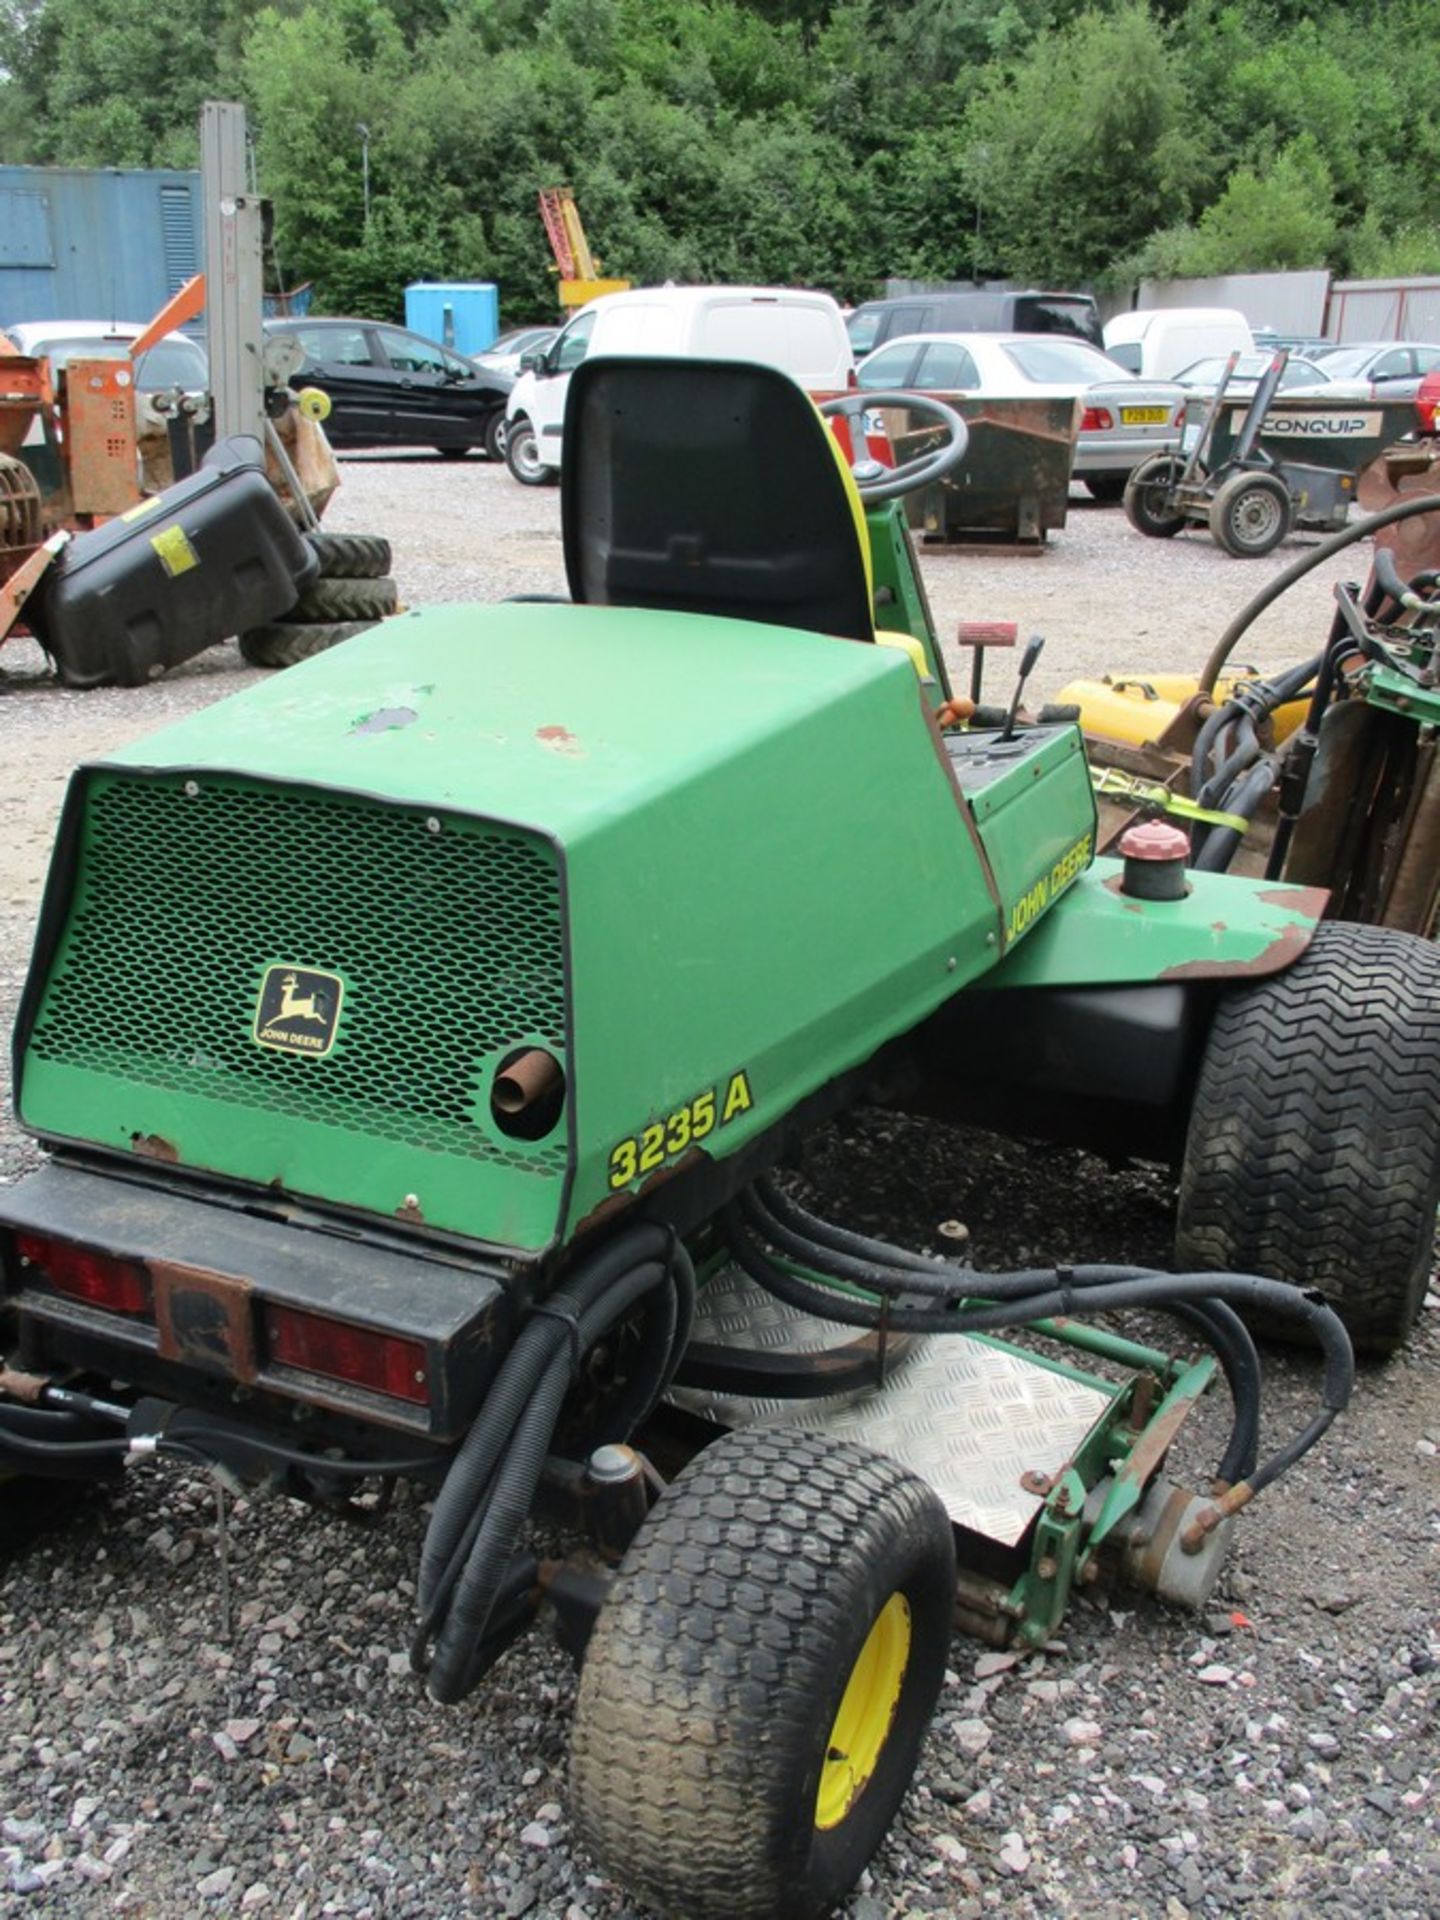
[1000, 633, 1045, 741]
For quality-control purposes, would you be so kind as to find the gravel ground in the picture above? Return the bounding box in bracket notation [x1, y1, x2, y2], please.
[0, 454, 1437, 1919]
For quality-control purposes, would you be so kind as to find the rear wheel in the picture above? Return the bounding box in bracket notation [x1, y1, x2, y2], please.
[483, 410, 507, 462]
[505, 418, 557, 487]
[570, 1428, 955, 1920]
[1083, 472, 1129, 503]
[1124, 455, 1188, 537]
[1208, 469, 1293, 557]
[1175, 922, 1440, 1352]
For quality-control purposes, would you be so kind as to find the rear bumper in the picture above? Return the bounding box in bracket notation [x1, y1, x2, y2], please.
[0, 1162, 515, 1442]
[1076, 430, 1182, 476]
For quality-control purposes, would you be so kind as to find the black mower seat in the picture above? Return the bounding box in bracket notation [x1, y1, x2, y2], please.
[560, 356, 875, 644]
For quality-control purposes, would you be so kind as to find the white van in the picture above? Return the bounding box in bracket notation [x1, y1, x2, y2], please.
[504, 285, 855, 485]
[1103, 307, 1254, 381]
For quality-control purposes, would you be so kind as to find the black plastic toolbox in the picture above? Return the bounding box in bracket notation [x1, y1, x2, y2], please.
[28, 435, 318, 687]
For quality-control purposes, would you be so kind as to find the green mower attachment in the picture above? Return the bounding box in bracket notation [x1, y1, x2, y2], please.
[2, 356, 1422, 1920]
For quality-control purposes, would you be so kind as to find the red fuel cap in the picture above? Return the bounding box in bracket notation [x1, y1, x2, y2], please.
[1118, 818, 1190, 900]
[1117, 819, 1190, 862]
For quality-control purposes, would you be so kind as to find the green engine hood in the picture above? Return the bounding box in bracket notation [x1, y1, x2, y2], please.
[17, 603, 1007, 1255]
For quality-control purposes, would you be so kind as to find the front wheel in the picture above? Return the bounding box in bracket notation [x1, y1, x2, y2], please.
[1207, 469, 1293, 557]
[504, 417, 557, 487]
[570, 1428, 955, 1920]
[483, 409, 507, 462]
[1175, 922, 1440, 1353]
[1123, 455, 1188, 538]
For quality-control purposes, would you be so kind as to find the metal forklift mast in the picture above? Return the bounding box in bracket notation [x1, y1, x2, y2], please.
[201, 101, 267, 447]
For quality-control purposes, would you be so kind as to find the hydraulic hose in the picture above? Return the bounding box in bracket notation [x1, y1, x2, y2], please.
[415, 1226, 694, 1705]
[727, 1184, 1350, 1513]
[1199, 491, 1440, 694]
[417, 1224, 680, 1604]
[1163, 1298, 1262, 1485]
[757, 1184, 1261, 1482]
[1192, 758, 1278, 872]
[0, 1398, 438, 1481]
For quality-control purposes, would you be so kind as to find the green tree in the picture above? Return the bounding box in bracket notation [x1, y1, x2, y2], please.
[1, 0, 251, 165]
[1183, 138, 1337, 273]
[960, 2, 1202, 281]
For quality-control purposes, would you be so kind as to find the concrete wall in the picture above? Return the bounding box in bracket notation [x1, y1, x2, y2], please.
[0, 166, 202, 327]
[1127, 270, 1331, 336]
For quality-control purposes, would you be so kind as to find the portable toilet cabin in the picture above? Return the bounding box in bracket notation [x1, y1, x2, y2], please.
[404, 282, 500, 357]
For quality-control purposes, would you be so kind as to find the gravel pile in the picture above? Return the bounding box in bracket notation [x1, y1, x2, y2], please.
[1, 454, 1436, 1917]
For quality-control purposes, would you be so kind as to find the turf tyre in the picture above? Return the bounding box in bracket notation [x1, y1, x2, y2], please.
[304, 531, 393, 579]
[1175, 921, 1440, 1353]
[238, 619, 377, 668]
[291, 576, 398, 624]
[570, 1427, 955, 1920]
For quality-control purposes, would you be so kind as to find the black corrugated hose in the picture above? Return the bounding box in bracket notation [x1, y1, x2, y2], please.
[748, 1178, 1262, 1483]
[413, 1222, 695, 1705]
[731, 1180, 1349, 1505]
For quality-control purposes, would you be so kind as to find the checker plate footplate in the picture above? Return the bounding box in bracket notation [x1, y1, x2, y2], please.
[672, 1265, 1113, 1546]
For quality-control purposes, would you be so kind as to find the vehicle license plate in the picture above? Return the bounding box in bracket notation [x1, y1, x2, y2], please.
[1121, 406, 1170, 426]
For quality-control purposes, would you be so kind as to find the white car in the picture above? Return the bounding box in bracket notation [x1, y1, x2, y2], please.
[856, 331, 1187, 502]
[4, 320, 208, 442]
[4, 320, 207, 391]
[504, 285, 856, 486]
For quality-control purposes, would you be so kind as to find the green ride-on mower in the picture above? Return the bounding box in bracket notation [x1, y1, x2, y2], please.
[2, 359, 1435, 1920]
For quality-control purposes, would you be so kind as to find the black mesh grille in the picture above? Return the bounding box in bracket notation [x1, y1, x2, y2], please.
[29, 774, 568, 1176]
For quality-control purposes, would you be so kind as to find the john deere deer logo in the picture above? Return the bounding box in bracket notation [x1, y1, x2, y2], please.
[254, 964, 345, 1057]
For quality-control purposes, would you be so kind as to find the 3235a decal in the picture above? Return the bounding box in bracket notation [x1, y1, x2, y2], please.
[607, 1071, 754, 1190]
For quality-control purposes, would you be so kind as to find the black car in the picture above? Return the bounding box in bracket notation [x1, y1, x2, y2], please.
[263, 317, 513, 458]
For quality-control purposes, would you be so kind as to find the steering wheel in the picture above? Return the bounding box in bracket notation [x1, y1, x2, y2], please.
[819, 391, 969, 503]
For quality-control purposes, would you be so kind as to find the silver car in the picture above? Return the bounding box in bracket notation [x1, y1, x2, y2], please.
[1309, 340, 1440, 402]
[1174, 352, 1341, 399]
[856, 331, 1186, 502]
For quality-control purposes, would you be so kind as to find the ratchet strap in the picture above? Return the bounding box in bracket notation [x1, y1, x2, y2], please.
[1091, 766, 1252, 836]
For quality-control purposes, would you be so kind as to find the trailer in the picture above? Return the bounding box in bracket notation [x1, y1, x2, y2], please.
[1124, 350, 1416, 555]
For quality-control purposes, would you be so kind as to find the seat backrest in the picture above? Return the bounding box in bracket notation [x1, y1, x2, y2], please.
[560, 357, 874, 644]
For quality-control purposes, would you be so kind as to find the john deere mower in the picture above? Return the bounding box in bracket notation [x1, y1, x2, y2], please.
[2, 360, 1435, 1920]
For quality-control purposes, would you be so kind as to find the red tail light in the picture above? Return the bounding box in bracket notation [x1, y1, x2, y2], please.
[1174, 403, 1187, 427]
[14, 1232, 152, 1316]
[265, 1304, 429, 1405]
[1080, 407, 1114, 432]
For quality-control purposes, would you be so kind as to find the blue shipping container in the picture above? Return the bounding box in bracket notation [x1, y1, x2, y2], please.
[405, 282, 500, 357]
[0, 166, 202, 328]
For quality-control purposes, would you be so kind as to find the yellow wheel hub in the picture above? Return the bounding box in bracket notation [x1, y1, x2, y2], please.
[815, 1591, 911, 1831]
